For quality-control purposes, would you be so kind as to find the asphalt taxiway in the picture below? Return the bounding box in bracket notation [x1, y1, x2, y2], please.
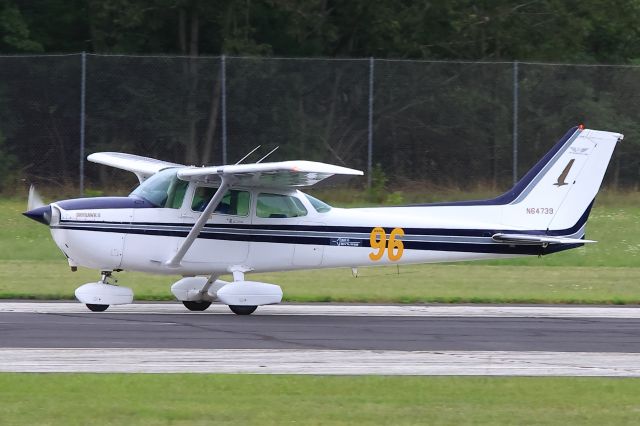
[1, 302, 639, 375]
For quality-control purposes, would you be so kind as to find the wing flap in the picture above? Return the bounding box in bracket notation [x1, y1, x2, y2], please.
[177, 160, 363, 187]
[88, 152, 184, 183]
[492, 233, 596, 245]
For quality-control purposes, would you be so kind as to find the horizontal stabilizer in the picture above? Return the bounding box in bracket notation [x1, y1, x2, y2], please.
[491, 233, 595, 245]
[88, 152, 183, 183]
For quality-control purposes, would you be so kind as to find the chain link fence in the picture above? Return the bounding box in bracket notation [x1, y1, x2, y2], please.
[1, 54, 638, 195]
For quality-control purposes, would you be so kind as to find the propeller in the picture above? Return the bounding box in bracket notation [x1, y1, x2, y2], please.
[23, 185, 51, 225]
[27, 185, 45, 210]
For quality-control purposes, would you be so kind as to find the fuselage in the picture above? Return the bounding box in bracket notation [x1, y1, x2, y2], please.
[44, 185, 579, 277]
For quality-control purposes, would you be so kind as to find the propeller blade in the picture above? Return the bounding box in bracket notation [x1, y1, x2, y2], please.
[27, 185, 45, 210]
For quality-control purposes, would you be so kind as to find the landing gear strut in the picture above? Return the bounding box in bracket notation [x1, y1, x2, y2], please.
[172, 275, 219, 312]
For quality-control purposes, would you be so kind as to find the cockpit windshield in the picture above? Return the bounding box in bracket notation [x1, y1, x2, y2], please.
[129, 168, 188, 208]
[304, 193, 332, 213]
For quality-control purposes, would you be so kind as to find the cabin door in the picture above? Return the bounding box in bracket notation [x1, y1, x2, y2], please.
[179, 186, 251, 267]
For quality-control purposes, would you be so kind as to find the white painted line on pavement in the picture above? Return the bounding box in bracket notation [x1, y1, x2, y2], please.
[0, 348, 638, 376]
[0, 302, 639, 318]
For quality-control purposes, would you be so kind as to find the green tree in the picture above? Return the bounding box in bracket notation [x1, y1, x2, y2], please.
[0, 0, 43, 52]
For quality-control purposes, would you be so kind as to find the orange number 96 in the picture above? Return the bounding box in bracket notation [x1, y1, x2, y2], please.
[369, 227, 404, 262]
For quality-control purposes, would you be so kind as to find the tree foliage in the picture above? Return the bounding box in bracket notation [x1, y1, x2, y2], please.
[2, 0, 640, 62]
[1, 1, 640, 191]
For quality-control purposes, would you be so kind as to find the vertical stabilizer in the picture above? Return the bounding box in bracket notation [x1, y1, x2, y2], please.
[501, 127, 622, 232]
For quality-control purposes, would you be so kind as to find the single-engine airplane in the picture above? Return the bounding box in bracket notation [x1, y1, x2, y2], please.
[24, 126, 622, 314]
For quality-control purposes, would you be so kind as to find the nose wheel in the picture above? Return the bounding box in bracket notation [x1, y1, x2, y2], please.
[86, 303, 109, 312]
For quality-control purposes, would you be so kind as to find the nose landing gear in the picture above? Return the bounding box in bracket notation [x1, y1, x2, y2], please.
[75, 271, 133, 312]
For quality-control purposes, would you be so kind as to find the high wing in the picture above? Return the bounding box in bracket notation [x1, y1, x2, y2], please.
[88, 153, 362, 188]
[491, 233, 596, 245]
[88, 152, 184, 183]
[177, 160, 363, 187]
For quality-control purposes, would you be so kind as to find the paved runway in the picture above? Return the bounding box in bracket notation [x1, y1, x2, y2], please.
[1, 302, 639, 375]
[2, 302, 640, 352]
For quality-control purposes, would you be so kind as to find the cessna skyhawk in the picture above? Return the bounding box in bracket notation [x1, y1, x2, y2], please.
[24, 126, 622, 314]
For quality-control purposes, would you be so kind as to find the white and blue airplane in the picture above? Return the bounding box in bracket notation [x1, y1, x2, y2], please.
[24, 126, 622, 314]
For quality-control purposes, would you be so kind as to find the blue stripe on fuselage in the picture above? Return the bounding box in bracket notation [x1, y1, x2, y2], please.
[52, 220, 586, 256]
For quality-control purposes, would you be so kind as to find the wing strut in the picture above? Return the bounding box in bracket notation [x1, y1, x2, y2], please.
[165, 175, 233, 268]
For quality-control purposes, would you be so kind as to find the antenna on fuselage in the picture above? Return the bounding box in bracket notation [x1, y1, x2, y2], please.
[234, 145, 261, 165]
[256, 146, 279, 163]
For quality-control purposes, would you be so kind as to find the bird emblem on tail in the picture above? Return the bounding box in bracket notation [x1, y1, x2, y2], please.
[554, 159, 575, 186]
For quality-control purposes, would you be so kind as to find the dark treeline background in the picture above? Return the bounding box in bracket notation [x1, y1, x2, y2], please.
[5, 0, 640, 61]
[1, 1, 640, 193]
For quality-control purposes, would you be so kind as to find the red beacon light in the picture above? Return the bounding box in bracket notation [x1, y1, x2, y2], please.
[578, 124, 585, 130]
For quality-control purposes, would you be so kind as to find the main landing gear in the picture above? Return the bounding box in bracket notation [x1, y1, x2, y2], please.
[170, 272, 281, 315]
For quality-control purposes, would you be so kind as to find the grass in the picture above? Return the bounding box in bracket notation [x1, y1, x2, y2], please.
[1, 374, 640, 425]
[3, 194, 639, 425]
[3, 192, 639, 303]
[3, 261, 639, 304]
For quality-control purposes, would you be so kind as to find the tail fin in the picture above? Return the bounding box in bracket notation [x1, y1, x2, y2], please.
[501, 126, 622, 232]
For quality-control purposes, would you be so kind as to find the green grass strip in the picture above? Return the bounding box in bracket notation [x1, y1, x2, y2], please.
[2, 261, 639, 304]
[4, 197, 640, 304]
[1, 374, 640, 425]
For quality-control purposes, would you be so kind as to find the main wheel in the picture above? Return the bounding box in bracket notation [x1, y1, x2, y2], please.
[86, 304, 109, 312]
[229, 305, 257, 315]
[182, 301, 211, 311]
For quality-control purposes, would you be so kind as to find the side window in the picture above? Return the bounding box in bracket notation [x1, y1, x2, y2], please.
[130, 168, 188, 208]
[257, 193, 308, 218]
[166, 178, 189, 209]
[191, 187, 250, 216]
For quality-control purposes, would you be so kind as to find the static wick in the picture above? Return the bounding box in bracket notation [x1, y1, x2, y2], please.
[351, 267, 358, 278]
[397, 265, 400, 275]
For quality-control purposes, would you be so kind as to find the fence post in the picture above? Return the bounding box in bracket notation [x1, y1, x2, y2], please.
[79, 51, 86, 196]
[221, 54, 228, 164]
[512, 60, 519, 185]
[367, 57, 374, 189]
